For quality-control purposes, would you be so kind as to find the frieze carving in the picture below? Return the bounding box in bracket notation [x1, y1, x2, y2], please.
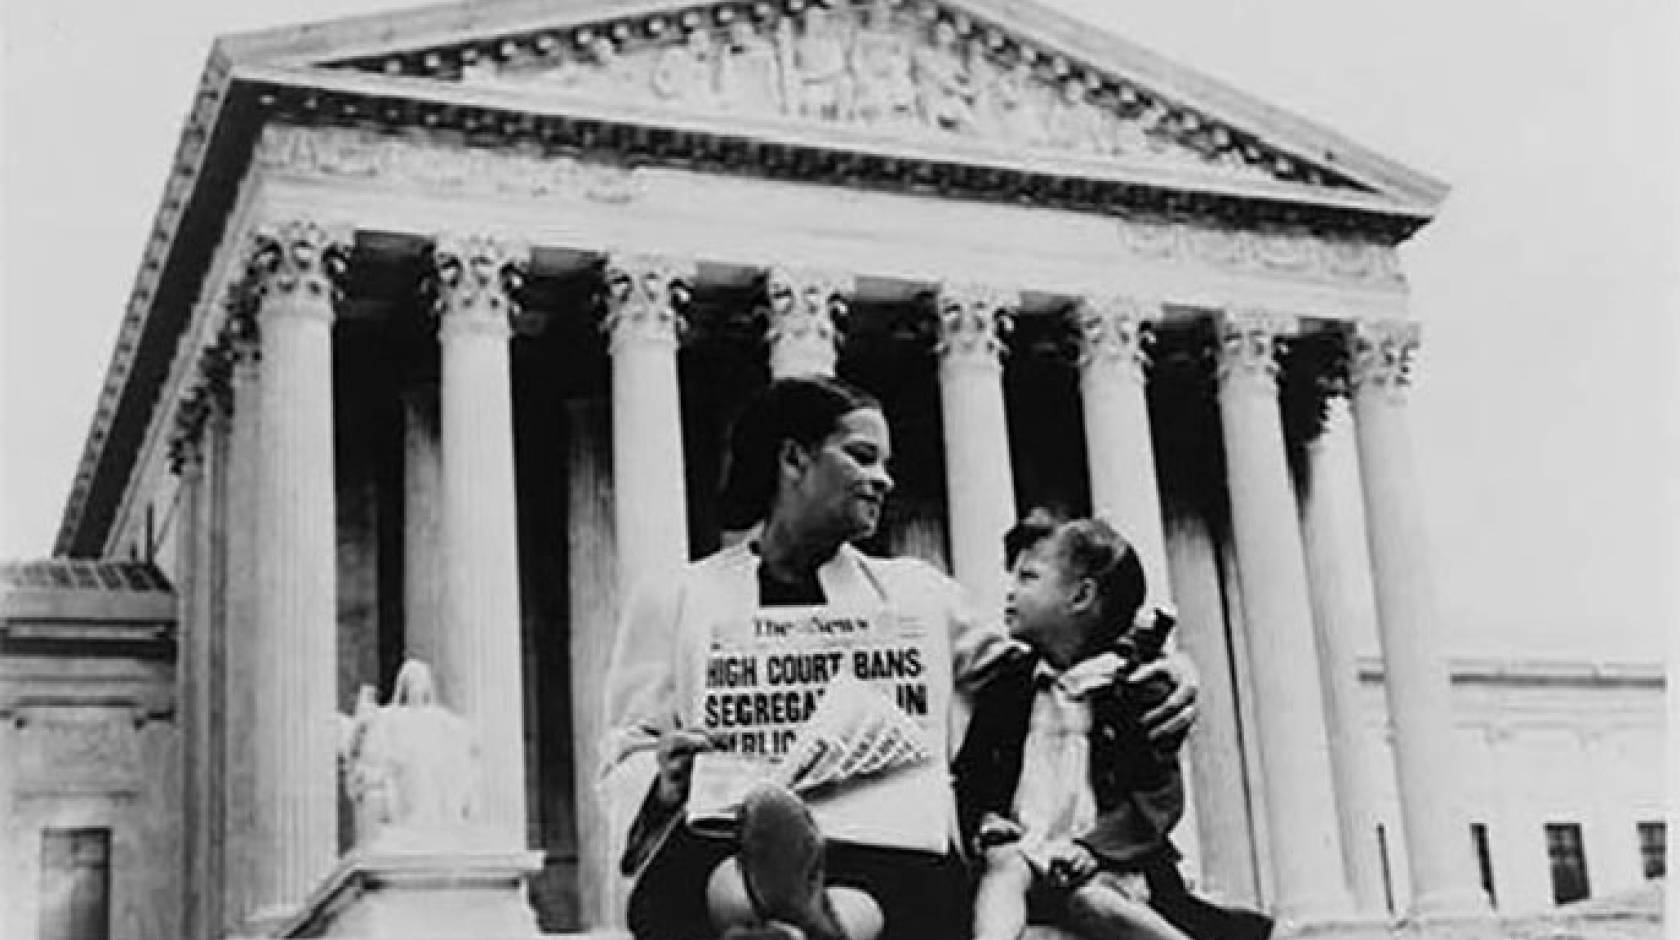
[764, 266, 853, 378]
[251, 127, 1401, 292]
[1216, 308, 1295, 390]
[1347, 319, 1420, 403]
[446, 0, 1315, 186]
[253, 124, 642, 205]
[244, 218, 353, 322]
[429, 233, 530, 339]
[601, 253, 696, 352]
[1073, 295, 1156, 380]
[935, 282, 1016, 366]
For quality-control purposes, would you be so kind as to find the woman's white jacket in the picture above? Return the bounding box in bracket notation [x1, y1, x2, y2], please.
[598, 541, 1017, 864]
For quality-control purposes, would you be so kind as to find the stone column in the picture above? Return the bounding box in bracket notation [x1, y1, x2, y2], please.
[1072, 296, 1170, 603]
[1298, 394, 1390, 915]
[1347, 320, 1490, 921]
[935, 283, 1018, 616]
[245, 219, 350, 925]
[169, 383, 213, 940]
[220, 321, 261, 934]
[401, 380, 444, 667]
[1165, 511, 1260, 905]
[1071, 295, 1202, 877]
[764, 267, 851, 379]
[1214, 309, 1353, 927]
[566, 400, 622, 929]
[431, 233, 531, 846]
[601, 254, 695, 597]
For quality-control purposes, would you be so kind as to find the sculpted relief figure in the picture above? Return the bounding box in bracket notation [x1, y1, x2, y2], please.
[577, 33, 643, 98]
[981, 56, 1049, 146]
[914, 20, 976, 132]
[1110, 108, 1154, 160]
[653, 27, 718, 107]
[717, 18, 785, 115]
[341, 659, 482, 850]
[792, 4, 854, 120]
[851, 0, 917, 127]
[1045, 77, 1105, 154]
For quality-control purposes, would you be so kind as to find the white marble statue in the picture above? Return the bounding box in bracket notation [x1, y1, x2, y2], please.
[340, 659, 482, 850]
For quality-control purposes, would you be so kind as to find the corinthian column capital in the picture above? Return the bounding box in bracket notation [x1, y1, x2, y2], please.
[429, 233, 529, 340]
[601, 253, 695, 353]
[935, 283, 1016, 368]
[1347, 319, 1421, 403]
[168, 386, 212, 475]
[1216, 308, 1296, 391]
[244, 218, 352, 322]
[1073, 295, 1158, 380]
[765, 266, 852, 378]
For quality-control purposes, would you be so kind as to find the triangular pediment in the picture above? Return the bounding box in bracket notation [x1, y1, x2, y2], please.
[218, 0, 1446, 214]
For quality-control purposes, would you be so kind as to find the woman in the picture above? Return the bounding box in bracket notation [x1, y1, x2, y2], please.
[600, 376, 1199, 940]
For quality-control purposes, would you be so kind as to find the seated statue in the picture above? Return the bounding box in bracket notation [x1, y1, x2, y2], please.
[340, 659, 484, 851]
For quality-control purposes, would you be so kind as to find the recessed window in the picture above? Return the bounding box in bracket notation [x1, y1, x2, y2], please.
[1545, 822, 1590, 905]
[1470, 822, 1497, 909]
[1637, 821, 1666, 879]
[39, 828, 110, 940]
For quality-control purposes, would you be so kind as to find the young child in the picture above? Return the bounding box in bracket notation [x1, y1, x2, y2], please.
[954, 513, 1272, 940]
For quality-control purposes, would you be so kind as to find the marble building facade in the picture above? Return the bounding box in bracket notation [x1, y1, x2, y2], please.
[1, 0, 1664, 937]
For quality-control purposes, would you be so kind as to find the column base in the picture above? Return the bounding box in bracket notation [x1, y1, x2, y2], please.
[1274, 913, 1392, 940]
[1407, 887, 1494, 923]
[1394, 910, 1503, 940]
[275, 843, 544, 938]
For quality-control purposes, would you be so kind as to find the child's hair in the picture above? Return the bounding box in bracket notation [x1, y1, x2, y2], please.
[1003, 509, 1147, 643]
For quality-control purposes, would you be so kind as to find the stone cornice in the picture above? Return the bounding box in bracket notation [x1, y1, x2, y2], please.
[239, 62, 1430, 230]
[213, 0, 1448, 208]
[53, 48, 237, 555]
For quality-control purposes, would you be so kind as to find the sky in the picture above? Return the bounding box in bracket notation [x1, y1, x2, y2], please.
[2, 0, 1675, 661]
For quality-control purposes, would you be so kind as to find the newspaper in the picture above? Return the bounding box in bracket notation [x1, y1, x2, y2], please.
[686, 606, 949, 852]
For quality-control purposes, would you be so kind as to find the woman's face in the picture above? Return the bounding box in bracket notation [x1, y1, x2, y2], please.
[781, 408, 895, 543]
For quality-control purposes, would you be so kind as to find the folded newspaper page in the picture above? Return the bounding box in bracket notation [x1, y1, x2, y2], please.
[686, 606, 950, 852]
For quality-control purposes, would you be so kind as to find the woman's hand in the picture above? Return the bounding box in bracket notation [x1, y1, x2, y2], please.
[654, 729, 713, 806]
[1128, 650, 1200, 743]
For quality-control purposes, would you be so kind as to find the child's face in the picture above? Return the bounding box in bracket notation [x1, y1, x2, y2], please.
[1003, 539, 1085, 651]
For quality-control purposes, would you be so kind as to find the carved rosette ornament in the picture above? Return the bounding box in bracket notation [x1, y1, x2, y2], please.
[1347, 319, 1421, 404]
[600, 254, 696, 354]
[1073, 295, 1157, 382]
[428, 233, 530, 340]
[1215, 308, 1296, 392]
[934, 283, 1017, 369]
[244, 219, 352, 323]
[764, 267, 852, 378]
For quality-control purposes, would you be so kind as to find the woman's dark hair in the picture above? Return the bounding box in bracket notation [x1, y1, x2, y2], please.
[718, 376, 882, 529]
